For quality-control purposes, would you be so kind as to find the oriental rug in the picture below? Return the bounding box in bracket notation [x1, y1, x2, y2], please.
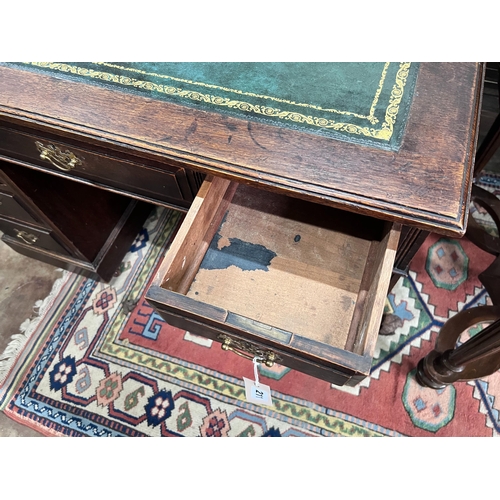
[1, 176, 500, 437]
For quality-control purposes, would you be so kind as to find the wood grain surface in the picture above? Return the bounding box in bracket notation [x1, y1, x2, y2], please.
[0, 63, 483, 236]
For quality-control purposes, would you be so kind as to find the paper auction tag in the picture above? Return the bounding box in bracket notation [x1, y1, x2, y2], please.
[243, 377, 273, 406]
[243, 357, 273, 406]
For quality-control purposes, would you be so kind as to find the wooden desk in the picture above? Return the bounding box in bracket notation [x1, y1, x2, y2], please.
[0, 63, 483, 385]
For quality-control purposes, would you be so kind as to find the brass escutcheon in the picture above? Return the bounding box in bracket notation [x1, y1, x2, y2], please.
[35, 141, 82, 172]
[14, 229, 38, 245]
[218, 334, 281, 367]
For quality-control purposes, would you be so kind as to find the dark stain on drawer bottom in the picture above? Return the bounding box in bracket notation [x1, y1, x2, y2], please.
[201, 231, 277, 272]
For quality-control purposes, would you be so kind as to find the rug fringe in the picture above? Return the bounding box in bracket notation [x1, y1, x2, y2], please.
[0, 269, 69, 385]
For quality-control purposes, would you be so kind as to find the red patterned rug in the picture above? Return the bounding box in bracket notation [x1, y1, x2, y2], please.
[1, 177, 499, 437]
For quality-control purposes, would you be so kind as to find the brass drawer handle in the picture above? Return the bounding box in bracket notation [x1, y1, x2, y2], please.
[218, 334, 281, 367]
[35, 141, 82, 172]
[14, 229, 38, 245]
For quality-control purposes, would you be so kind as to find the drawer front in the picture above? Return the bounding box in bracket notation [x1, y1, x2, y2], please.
[0, 190, 38, 224]
[145, 177, 401, 387]
[146, 287, 357, 386]
[0, 217, 70, 256]
[0, 125, 192, 206]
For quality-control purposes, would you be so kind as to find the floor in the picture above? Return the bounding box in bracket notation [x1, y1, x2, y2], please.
[0, 241, 60, 436]
[0, 67, 499, 437]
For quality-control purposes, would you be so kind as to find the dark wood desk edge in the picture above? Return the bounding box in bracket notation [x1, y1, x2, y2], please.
[0, 63, 482, 237]
[458, 62, 485, 233]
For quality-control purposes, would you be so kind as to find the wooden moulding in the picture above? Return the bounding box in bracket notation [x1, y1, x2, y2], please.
[151, 178, 401, 369]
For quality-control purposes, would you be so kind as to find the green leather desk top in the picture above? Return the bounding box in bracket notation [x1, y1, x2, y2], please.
[0, 63, 482, 236]
[13, 62, 419, 151]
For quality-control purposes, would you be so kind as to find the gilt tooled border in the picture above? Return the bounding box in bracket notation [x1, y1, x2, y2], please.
[26, 62, 413, 142]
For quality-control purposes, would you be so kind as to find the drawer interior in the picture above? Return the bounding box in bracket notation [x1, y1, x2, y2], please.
[156, 176, 400, 357]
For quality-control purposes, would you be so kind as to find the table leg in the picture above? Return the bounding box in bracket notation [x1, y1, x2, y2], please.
[416, 183, 500, 388]
[416, 306, 500, 388]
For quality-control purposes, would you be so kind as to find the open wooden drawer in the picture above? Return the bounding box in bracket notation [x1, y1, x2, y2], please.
[146, 176, 401, 387]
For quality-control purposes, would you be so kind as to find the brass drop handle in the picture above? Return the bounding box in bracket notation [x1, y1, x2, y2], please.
[219, 335, 279, 367]
[14, 229, 38, 245]
[35, 141, 82, 172]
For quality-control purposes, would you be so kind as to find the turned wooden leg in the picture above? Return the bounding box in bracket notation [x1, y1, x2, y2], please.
[466, 185, 500, 303]
[416, 306, 500, 388]
[416, 146, 500, 389]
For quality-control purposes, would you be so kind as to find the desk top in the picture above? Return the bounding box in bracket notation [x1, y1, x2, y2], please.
[11, 62, 420, 152]
[0, 62, 483, 236]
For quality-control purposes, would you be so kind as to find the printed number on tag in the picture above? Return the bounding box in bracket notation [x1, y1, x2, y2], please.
[243, 377, 273, 406]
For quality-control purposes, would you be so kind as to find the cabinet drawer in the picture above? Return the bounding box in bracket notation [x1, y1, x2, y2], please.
[0, 125, 192, 207]
[0, 190, 38, 224]
[146, 177, 401, 387]
[0, 217, 70, 256]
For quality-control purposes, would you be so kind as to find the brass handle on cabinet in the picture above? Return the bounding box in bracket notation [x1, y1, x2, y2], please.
[14, 229, 38, 245]
[218, 334, 281, 367]
[35, 141, 82, 172]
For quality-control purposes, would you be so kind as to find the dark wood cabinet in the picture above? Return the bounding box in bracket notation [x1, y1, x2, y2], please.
[0, 161, 151, 282]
